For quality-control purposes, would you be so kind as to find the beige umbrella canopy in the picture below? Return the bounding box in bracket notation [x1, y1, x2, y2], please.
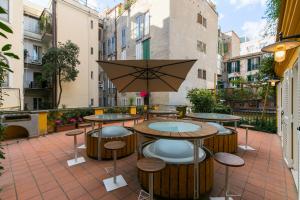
[97, 60, 197, 93]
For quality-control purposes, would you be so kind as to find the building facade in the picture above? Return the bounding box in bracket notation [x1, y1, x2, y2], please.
[0, 0, 24, 110]
[100, 0, 219, 106]
[23, 3, 53, 110]
[0, 0, 100, 110]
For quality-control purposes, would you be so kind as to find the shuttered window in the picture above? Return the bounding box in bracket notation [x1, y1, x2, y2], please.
[143, 39, 150, 60]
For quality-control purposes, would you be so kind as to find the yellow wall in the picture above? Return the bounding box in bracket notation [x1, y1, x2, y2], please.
[38, 112, 48, 135]
[275, 0, 300, 77]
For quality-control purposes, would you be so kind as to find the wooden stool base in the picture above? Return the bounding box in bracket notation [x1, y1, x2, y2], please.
[138, 148, 214, 199]
[204, 128, 238, 153]
[86, 128, 135, 160]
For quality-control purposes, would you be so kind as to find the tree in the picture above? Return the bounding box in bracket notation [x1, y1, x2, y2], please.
[0, 6, 19, 176]
[187, 89, 215, 112]
[264, 0, 281, 35]
[42, 41, 80, 108]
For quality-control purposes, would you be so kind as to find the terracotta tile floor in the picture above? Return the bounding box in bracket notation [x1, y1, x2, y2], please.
[0, 123, 298, 200]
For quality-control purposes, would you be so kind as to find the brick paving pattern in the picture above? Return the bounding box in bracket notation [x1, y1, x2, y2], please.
[0, 124, 297, 200]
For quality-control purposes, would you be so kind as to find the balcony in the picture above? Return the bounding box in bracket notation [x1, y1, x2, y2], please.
[24, 81, 52, 90]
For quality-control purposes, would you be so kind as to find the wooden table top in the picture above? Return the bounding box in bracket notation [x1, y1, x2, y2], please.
[134, 119, 218, 140]
[240, 124, 255, 128]
[84, 113, 140, 123]
[137, 157, 166, 173]
[104, 141, 126, 150]
[214, 152, 245, 167]
[65, 129, 84, 136]
[186, 113, 241, 122]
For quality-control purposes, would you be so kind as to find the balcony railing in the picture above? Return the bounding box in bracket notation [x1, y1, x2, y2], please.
[24, 57, 42, 65]
[25, 81, 51, 89]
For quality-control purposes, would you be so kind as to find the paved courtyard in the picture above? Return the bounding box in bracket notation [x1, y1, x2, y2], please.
[0, 124, 297, 200]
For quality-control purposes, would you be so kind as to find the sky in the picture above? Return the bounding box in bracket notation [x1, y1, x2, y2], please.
[29, 0, 267, 40]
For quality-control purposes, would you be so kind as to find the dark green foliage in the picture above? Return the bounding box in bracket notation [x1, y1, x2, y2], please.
[213, 103, 232, 114]
[187, 89, 215, 112]
[104, 107, 128, 114]
[42, 41, 80, 108]
[264, 0, 281, 35]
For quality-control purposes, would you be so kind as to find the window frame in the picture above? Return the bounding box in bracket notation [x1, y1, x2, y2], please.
[0, 0, 9, 22]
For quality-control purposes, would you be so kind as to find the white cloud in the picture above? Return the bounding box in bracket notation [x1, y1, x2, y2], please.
[219, 13, 224, 20]
[241, 19, 267, 40]
[229, 0, 266, 9]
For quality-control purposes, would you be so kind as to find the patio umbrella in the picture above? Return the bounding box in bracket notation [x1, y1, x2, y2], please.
[97, 59, 197, 94]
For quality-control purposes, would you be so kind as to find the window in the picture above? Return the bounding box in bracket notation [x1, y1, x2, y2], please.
[2, 70, 9, 87]
[247, 57, 260, 71]
[136, 97, 143, 106]
[91, 71, 93, 79]
[0, 0, 9, 21]
[223, 43, 228, 53]
[227, 61, 240, 73]
[229, 77, 241, 88]
[91, 20, 93, 29]
[121, 28, 126, 48]
[33, 98, 42, 110]
[198, 69, 202, 78]
[91, 47, 93, 55]
[143, 39, 150, 59]
[197, 41, 206, 54]
[90, 98, 94, 106]
[197, 13, 207, 28]
[136, 42, 142, 60]
[203, 70, 206, 80]
[144, 11, 150, 36]
[198, 69, 206, 79]
[121, 49, 126, 60]
[136, 15, 143, 40]
[121, 97, 127, 106]
[103, 41, 106, 55]
[197, 13, 203, 24]
[108, 39, 111, 55]
[111, 36, 115, 54]
[32, 45, 41, 62]
[203, 17, 207, 28]
[24, 15, 40, 34]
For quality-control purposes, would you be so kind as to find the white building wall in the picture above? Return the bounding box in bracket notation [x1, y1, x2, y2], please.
[56, 0, 99, 108]
[168, 0, 218, 105]
[0, 0, 24, 110]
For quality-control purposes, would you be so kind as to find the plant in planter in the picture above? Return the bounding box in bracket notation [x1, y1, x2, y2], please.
[187, 88, 215, 113]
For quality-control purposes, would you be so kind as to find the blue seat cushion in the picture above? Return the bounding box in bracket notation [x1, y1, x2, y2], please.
[101, 126, 131, 137]
[143, 139, 206, 164]
[207, 122, 232, 135]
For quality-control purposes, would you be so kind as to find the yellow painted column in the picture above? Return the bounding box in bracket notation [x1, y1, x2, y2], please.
[94, 108, 104, 115]
[38, 111, 48, 136]
[129, 106, 137, 115]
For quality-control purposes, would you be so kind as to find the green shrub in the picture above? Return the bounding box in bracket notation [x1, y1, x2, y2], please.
[213, 103, 232, 114]
[187, 89, 215, 112]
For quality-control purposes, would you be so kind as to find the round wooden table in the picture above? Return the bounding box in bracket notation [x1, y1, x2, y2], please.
[134, 119, 218, 199]
[83, 114, 140, 160]
[147, 110, 179, 119]
[186, 113, 241, 130]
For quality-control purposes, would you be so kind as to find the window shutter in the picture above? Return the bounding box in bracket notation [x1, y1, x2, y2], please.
[227, 62, 231, 73]
[237, 61, 240, 72]
[143, 39, 150, 59]
[247, 59, 251, 71]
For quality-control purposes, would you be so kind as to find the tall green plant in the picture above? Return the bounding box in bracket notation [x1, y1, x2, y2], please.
[264, 0, 281, 35]
[42, 40, 80, 108]
[0, 7, 19, 176]
[187, 89, 215, 112]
